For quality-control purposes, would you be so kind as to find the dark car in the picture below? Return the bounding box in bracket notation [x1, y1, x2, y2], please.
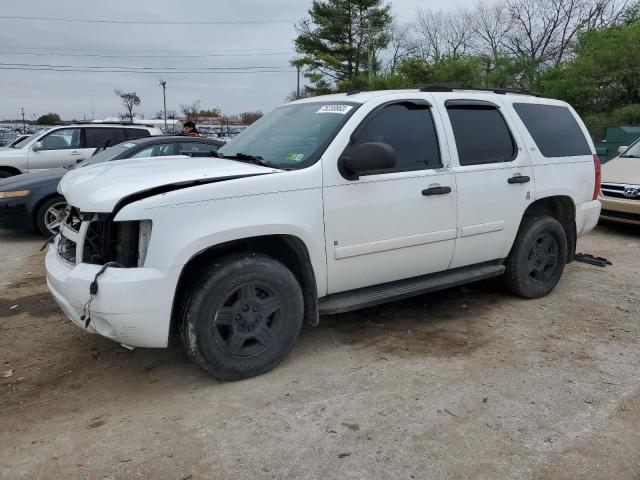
[0, 135, 224, 236]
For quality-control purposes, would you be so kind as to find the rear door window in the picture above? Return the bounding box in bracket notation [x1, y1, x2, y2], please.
[84, 128, 126, 148]
[447, 106, 516, 166]
[178, 142, 219, 154]
[513, 103, 591, 157]
[124, 128, 151, 140]
[130, 143, 176, 158]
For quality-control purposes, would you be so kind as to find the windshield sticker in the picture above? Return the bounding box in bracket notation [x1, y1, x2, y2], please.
[286, 153, 304, 162]
[316, 105, 353, 115]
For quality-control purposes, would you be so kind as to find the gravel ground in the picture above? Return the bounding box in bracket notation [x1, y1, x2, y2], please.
[1, 223, 639, 480]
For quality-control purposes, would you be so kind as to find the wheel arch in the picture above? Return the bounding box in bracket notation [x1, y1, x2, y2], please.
[520, 195, 577, 262]
[0, 166, 23, 177]
[170, 234, 319, 343]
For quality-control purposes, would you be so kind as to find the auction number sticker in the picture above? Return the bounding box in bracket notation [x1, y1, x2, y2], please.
[316, 105, 353, 114]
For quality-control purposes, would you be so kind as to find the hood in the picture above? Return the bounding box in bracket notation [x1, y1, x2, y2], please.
[602, 156, 640, 185]
[0, 168, 67, 191]
[59, 155, 281, 213]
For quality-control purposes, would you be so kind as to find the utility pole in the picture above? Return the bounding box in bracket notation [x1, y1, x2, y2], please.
[20, 107, 25, 133]
[296, 65, 301, 100]
[158, 80, 167, 132]
[91, 101, 94, 121]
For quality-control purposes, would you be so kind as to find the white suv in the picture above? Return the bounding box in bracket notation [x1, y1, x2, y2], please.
[46, 88, 601, 380]
[0, 124, 162, 177]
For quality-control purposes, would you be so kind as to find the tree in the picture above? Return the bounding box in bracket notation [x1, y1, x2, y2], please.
[199, 107, 221, 117]
[294, 0, 393, 92]
[114, 90, 140, 123]
[180, 100, 202, 122]
[239, 111, 264, 125]
[36, 113, 61, 125]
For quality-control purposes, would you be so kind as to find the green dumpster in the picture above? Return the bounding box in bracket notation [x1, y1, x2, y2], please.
[592, 125, 640, 162]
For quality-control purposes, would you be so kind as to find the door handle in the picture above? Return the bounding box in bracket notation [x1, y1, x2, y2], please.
[508, 175, 530, 184]
[70, 150, 82, 156]
[422, 185, 452, 196]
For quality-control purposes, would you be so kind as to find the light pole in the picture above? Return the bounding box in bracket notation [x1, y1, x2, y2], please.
[158, 80, 167, 132]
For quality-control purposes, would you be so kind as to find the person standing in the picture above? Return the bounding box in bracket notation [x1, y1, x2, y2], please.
[181, 120, 201, 136]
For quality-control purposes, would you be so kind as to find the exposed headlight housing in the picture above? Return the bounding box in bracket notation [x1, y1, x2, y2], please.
[0, 189, 30, 199]
[83, 217, 152, 267]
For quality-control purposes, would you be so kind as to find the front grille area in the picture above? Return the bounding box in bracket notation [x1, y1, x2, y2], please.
[601, 209, 640, 222]
[601, 183, 640, 201]
[57, 234, 77, 264]
[82, 217, 141, 267]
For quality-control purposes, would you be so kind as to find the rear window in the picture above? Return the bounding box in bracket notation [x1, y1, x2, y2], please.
[125, 128, 151, 140]
[84, 128, 125, 148]
[513, 103, 591, 157]
[447, 106, 516, 166]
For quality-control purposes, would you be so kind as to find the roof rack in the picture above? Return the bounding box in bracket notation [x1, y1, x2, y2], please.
[418, 84, 544, 97]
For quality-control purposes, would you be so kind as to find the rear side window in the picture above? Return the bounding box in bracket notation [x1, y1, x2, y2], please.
[130, 143, 176, 158]
[125, 128, 151, 140]
[353, 103, 442, 171]
[513, 103, 591, 157]
[179, 142, 219, 154]
[447, 106, 516, 166]
[84, 128, 125, 148]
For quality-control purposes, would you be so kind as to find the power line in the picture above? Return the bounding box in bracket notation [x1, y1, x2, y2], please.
[0, 50, 293, 59]
[0, 45, 293, 53]
[0, 62, 291, 71]
[0, 66, 295, 74]
[0, 15, 294, 25]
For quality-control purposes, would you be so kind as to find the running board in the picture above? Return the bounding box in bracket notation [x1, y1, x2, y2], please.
[318, 262, 505, 315]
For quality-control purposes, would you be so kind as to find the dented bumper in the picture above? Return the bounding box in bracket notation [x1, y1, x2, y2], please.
[45, 238, 181, 348]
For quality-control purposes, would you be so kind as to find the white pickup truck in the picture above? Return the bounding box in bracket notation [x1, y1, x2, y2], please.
[46, 87, 601, 380]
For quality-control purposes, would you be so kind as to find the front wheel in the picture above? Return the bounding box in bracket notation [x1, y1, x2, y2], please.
[504, 215, 568, 299]
[180, 254, 304, 380]
[35, 196, 67, 236]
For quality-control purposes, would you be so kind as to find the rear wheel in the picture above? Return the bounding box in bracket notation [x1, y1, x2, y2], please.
[504, 215, 568, 299]
[35, 196, 67, 236]
[180, 254, 304, 380]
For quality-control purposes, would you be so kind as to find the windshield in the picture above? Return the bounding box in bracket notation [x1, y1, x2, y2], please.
[11, 132, 40, 148]
[621, 139, 640, 158]
[218, 101, 359, 169]
[75, 142, 138, 167]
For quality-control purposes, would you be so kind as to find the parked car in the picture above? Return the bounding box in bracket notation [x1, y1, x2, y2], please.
[0, 124, 163, 178]
[46, 87, 601, 380]
[0, 131, 20, 147]
[2, 134, 31, 148]
[599, 138, 640, 225]
[0, 135, 224, 236]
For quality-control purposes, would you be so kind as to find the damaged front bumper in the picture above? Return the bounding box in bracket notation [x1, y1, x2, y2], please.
[45, 237, 181, 348]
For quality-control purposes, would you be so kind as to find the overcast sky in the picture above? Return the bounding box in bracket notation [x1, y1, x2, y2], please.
[0, 0, 475, 121]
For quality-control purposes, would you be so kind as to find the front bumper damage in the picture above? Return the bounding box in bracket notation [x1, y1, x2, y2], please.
[45, 232, 181, 348]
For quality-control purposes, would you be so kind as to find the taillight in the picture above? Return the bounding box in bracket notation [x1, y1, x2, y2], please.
[593, 154, 601, 200]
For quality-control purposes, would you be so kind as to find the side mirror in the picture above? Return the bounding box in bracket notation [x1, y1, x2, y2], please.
[339, 142, 396, 180]
[32, 141, 43, 152]
[618, 145, 629, 155]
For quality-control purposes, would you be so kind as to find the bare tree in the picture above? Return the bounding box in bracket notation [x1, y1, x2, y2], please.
[384, 21, 419, 74]
[415, 8, 475, 61]
[114, 90, 140, 123]
[467, 0, 513, 60]
[180, 100, 202, 123]
[239, 111, 263, 125]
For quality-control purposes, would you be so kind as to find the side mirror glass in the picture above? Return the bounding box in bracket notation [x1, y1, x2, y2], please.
[339, 142, 396, 180]
[32, 141, 42, 152]
[618, 145, 629, 155]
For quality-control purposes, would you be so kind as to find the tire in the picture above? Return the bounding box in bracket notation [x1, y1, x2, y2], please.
[504, 215, 568, 299]
[180, 254, 304, 381]
[35, 196, 67, 236]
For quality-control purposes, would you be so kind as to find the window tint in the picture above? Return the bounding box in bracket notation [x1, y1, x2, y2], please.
[179, 142, 219, 154]
[513, 103, 591, 157]
[447, 107, 516, 166]
[130, 143, 175, 158]
[353, 103, 442, 171]
[40, 128, 81, 150]
[124, 128, 151, 140]
[84, 128, 126, 149]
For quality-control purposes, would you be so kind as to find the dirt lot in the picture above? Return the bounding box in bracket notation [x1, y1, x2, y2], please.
[1, 224, 639, 480]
